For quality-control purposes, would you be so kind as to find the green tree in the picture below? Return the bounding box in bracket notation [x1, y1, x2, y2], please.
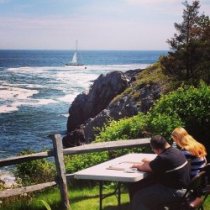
[161, 0, 210, 83]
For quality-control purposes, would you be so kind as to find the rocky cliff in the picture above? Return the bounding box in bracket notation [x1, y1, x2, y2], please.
[63, 65, 167, 147]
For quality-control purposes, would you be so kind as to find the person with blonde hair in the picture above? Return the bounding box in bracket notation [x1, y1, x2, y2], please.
[171, 127, 207, 178]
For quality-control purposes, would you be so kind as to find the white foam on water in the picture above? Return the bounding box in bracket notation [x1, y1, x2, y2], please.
[61, 113, 69, 118]
[58, 93, 79, 103]
[0, 105, 19, 114]
[2, 63, 150, 114]
[0, 84, 58, 113]
[0, 86, 38, 100]
[0, 85, 39, 113]
[7, 63, 149, 75]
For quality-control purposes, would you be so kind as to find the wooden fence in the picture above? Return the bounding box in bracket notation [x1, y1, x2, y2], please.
[0, 134, 150, 210]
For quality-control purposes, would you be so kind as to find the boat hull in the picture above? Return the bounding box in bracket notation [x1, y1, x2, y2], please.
[65, 63, 84, 66]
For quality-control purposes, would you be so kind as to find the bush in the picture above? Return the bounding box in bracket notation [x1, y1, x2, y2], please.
[95, 82, 210, 150]
[146, 113, 184, 142]
[64, 152, 109, 174]
[148, 82, 210, 153]
[15, 150, 56, 185]
[150, 82, 210, 125]
[95, 113, 148, 142]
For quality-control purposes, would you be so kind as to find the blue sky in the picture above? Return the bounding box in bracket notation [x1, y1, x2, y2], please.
[0, 0, 209, 50]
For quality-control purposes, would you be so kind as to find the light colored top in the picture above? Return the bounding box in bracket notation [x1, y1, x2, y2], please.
[74, 153, 156, 183]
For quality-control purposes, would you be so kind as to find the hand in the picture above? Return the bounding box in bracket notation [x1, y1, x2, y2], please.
[131, 162, 144, 170]
[142, 158, 151, 163]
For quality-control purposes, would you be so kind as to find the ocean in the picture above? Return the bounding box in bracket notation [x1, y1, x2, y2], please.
[0, 50, 167, 159]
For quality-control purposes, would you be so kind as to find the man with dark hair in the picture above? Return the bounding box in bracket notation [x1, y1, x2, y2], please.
[132, 135, 190, 210]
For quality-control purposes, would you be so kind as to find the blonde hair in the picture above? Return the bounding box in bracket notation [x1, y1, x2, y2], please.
[171, 127, 207, 158]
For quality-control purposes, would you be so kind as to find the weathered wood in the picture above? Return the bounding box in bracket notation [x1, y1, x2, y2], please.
[0, 138, 150, 167]
[52, 134, 70, 210]
[63, 138, 150, 155]
[0, 181, 56, 198]
[0, 150, 53, 167]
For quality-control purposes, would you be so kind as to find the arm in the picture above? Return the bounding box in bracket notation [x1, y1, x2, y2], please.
[132, 161, 152, 172]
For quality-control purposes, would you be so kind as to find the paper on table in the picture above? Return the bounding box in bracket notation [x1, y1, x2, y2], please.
[107, 161, 139, 171]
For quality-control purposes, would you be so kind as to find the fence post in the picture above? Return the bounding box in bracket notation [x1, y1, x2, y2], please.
[52, 134, 71, 210]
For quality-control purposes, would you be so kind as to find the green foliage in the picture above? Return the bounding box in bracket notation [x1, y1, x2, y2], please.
[146, 113, 184, 141]
[1, 184, 210, 210]
[94, 113, 151, 157]
[161, 0, 210, 83]
[95, 113, 148, 142]
[15, 150, 56, 185]
[96, 83, 210, 148]
[64, 152, 109, 174]
[148, 82, 210, 146]
[40, 200, 51, 210]
[0, 186, 130, 210]
[150, 82, 210, 126]
[66, 113, 150, 168]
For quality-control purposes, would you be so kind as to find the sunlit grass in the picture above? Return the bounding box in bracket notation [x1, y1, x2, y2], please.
[0, 183, 210, 210]
[0, 184, 130, 210]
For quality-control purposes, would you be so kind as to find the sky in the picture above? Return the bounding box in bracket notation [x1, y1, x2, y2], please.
[0, 0, 209, 50]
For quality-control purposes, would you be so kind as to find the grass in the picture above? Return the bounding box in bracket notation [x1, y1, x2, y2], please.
[0, 184, 210, 210]
[0, 184, 130, 210]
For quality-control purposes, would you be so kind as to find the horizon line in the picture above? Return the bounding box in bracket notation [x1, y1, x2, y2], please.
[0, 48, 169, 51]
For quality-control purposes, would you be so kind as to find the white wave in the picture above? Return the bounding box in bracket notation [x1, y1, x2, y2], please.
[58, 93, 79, 103]
[83, 64, 150, 72]
[0, 105, 19, 114]
[1, 63, 150, 114]
[0, 85, 58, 114]
[7, 63, 149, 74]
[61, 113, 69, 118]
[0, 85, 38, 101]
[0, 99, 57, 114]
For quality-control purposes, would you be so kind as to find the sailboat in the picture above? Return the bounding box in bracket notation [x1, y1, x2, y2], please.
[65, 41, 84, 66]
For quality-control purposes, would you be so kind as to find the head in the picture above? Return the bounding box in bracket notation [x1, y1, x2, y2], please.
[150, 135, 169, 154]
[171, 127, 188, 146]
[171, 127, 207, 157]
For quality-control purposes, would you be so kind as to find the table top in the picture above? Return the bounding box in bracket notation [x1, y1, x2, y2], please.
[74, 153, 156, 183]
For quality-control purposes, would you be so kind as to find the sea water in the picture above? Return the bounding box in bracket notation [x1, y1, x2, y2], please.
[0, 50, 167, 159]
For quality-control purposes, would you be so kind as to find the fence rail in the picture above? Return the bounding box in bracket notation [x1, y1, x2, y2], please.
[0, 134, 150, 209]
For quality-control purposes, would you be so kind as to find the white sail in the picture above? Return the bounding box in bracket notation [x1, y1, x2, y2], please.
[65, 40, 84, 66]
[71, 52, 78, 65]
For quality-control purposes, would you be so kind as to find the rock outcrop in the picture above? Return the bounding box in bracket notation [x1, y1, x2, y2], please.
[63, 68, 163, 147]
[67, 70, 138, 132]
[84, 82, 162, 141]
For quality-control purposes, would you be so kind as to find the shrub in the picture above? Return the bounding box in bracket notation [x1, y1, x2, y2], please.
[65, 152, 109, 174]
[95, 113, 148, 142]
[146, 113, 184, 142]
[150, 82, 210, 125]
[15, 150, 56, 185]
[147, 82, 210, 154]
[95, 82, 210, 149]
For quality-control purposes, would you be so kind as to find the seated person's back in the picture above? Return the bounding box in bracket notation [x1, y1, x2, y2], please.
[171, 127, 207, 178]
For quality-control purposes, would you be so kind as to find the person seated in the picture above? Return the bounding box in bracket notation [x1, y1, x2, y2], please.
[171, 127, 207, 178]
[131, 135, 190, 210]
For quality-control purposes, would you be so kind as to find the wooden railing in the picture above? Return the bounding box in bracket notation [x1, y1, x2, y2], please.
[0, 134, 150, 210]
